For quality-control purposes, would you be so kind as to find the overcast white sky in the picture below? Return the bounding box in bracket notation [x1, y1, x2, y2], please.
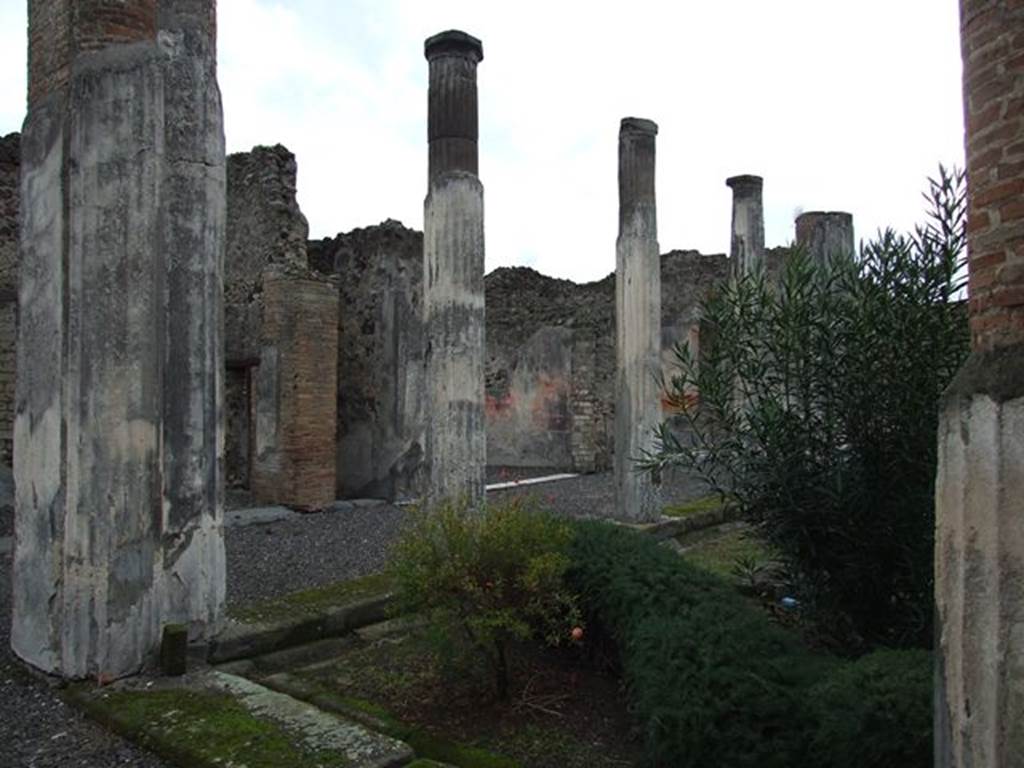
[0, 1, 965, 283]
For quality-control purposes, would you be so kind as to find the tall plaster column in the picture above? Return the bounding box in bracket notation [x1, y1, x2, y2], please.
[614, 117, 662, 522]
[726, 175, 765, 277]
[12, 0, 225, 679]
[423, 30, 486, 508]
[795, 211, 855, 266]
[935, 2, 1024, 765]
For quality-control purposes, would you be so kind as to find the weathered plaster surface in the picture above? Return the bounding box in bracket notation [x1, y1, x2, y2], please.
[935, 345, 1024, 766]
[309, 221, 426, 501]
[486, 326, 573, 468]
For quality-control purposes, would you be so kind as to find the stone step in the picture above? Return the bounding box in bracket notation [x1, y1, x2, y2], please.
[210, 592, 394, 664]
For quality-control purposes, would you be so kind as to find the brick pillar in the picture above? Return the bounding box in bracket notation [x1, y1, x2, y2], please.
[423, 31, 486, 507]
[726, 175, 765, 277]
[0, 133, 19, 465]
[795, 211, 855, 267]
[614, 117, 662, 522]
[13, 0, 225, 679]
[935, 2, 1024, 765]
[251, 274, 339, 510]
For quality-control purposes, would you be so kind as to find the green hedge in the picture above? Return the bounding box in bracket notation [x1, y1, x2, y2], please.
[807, 649, 933, 768]
[567, 521, 931, 768]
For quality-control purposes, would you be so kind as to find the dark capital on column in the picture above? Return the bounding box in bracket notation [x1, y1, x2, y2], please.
[726, 174, 763, 199]
[425, 30, 483, 184]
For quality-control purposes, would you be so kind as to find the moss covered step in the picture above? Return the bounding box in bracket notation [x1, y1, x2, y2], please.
[211, 573, 394, 663]
[65, 670, 413, 768]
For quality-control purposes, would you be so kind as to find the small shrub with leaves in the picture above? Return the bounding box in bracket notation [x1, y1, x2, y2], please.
[389, 497, 582, 700]
[645, 166, 969, 651]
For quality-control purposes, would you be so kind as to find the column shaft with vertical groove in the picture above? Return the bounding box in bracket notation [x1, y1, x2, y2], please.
[614, 117, 662, 522]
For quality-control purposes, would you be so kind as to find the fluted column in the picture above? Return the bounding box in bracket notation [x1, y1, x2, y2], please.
[423, 30, 486, 507]
[614, 117, 662, 522]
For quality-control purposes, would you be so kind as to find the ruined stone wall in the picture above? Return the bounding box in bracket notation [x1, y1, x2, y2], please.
[485, 267, 607, 470]
[308, 221, 426, 501]
[225, 145, 309, 361]
[218, 145, 788, 491]
[225, 145, 312, 489]
[0, 134, 19, 466]
[485, 250, 730, 472]
[225, 145, 337, 504]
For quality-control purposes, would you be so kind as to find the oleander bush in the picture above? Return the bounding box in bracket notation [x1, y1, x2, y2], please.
[644, 166, 969, 652]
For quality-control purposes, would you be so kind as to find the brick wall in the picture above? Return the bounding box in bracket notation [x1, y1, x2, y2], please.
[28, 0, 158, 106]
[0, 134, 19, 465]
[251, 275, 338, 510]
[961, 0, 1024, 350]
[224, 144, 312, 490]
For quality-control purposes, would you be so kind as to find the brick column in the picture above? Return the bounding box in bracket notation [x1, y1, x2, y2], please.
[614, 117, 662, 522]
[423, 30, 486, 507]
[795, 211, 855, 267]
[726, 175, 765, 277]
[0, 133, 19, 465]
[251, 274, 339, 510]
[12, 0, 225, 679]
[935, 2, 1024, 765]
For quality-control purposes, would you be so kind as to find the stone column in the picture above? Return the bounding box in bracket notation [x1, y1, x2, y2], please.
[935, 2, 1024, 765]
[423, 31, 486, 507]
[726, 175, 765, 277]
[795, 211, 855, 267]
[12, 0, 225, 679]
[614, 117, 662, 522]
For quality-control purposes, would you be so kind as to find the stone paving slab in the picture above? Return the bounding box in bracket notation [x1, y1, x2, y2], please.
[224, 505, 295, 528]
[212, 671, 413, 767]
[65, 670, 413, 768]
[326, 499, 389, 513]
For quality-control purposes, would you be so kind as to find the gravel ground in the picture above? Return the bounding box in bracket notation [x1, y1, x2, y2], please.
[0, 556, 168, 768]
[489, 466, 712, 517]
[0, 468, 708, 767]
[224, 504, 407, 606]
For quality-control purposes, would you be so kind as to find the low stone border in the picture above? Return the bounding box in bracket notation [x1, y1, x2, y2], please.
[625, 504, 744, 541]
[209, 593, 395, 665]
